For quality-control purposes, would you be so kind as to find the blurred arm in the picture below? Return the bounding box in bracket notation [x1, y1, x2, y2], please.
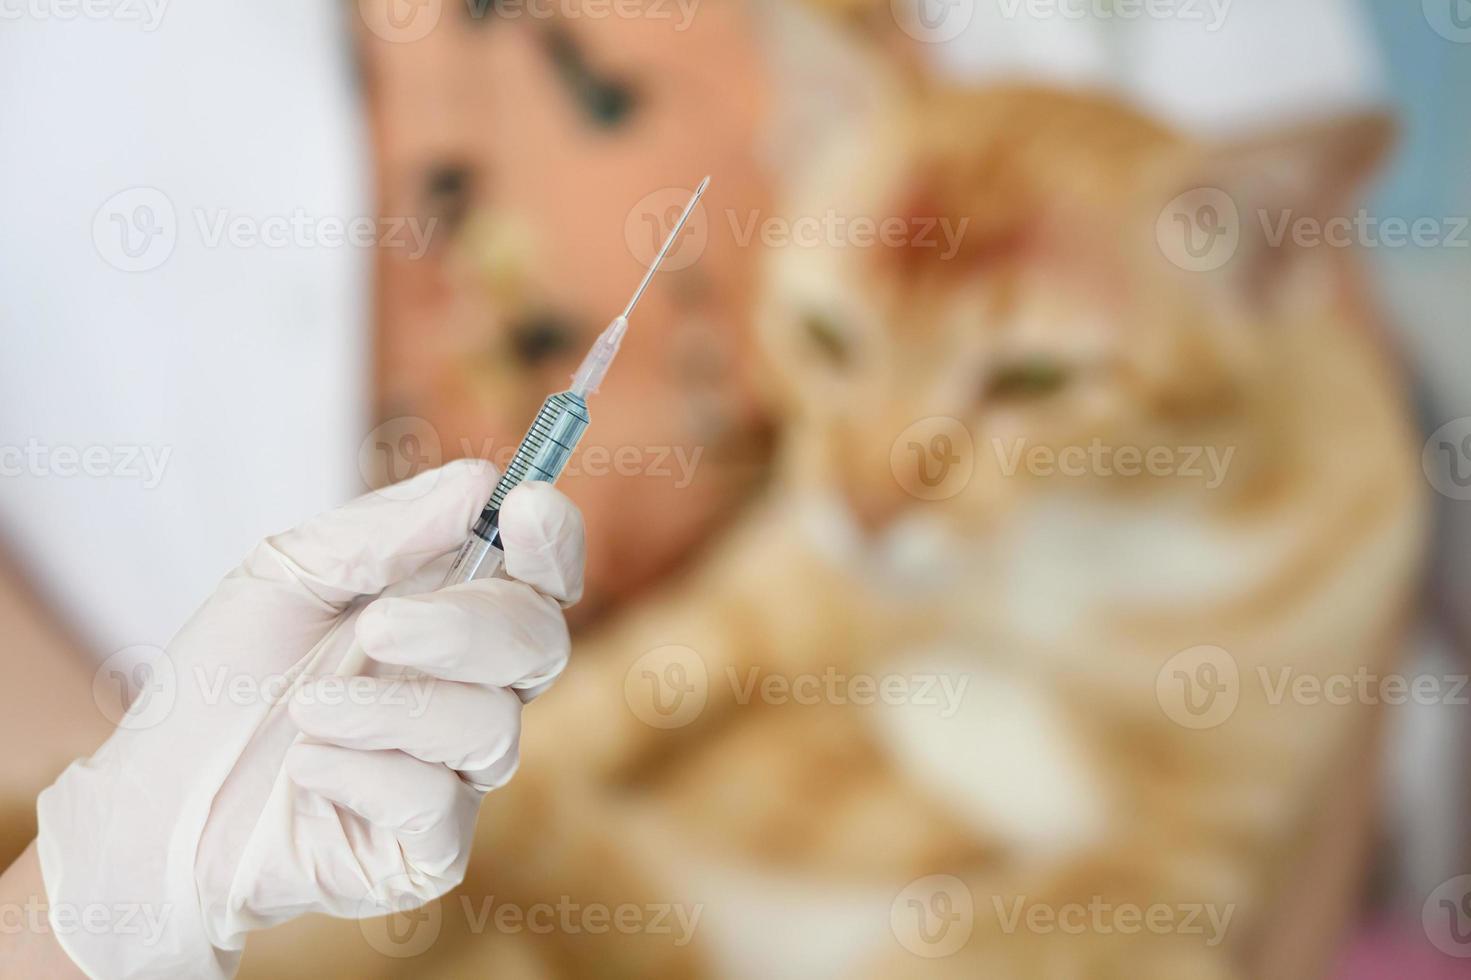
[0, 842, 86, 978]
[0, 548, 114, 848]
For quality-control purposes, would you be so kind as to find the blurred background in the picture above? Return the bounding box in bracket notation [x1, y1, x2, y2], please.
[0, 0, 1467, 976]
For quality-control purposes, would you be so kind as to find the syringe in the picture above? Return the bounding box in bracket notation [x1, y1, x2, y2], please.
[441, 176, 709, 586]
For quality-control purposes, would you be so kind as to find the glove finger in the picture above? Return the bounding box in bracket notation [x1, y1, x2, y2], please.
[290, 677, 522, 790]
[235, 459, 497, 613]
[499, 482, 585, 607]
[356, 579, 570, 690]
[284, 742, 479, 876]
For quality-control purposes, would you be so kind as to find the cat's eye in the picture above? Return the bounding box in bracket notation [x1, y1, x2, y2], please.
[801, 312, 852, 367]
[508, 312, 577, 367]
[542, 28, 639, 129]
[984, 358, 1071, 401]
[422, 163, 473, 237]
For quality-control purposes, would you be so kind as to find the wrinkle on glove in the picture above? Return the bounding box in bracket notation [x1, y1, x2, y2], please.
[239, 461, 497, 614]
[36, 462, 584, 980]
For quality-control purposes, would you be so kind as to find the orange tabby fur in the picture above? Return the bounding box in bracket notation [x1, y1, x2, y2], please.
[232, 51, 1425, 980]
[451, 81, 1426, 980]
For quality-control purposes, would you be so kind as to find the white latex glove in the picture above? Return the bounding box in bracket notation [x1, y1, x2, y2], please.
[37, 460, 584, 979]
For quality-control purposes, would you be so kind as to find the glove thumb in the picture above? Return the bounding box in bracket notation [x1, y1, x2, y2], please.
[227, 459, 496, 615]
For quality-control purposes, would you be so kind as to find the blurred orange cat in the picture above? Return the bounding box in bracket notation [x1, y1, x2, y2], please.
[237, 9, 1425, 979]
[463, 60, 1425, 980]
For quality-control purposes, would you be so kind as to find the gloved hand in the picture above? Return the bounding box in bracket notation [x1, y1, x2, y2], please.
[37, 460, 584, 979]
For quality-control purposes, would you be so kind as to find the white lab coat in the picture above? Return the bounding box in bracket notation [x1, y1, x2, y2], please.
[0, 2, 370, 654]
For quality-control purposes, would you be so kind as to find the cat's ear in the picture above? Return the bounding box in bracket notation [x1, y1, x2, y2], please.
[1197, 111, 1394, 217]
[1149, 111, 1396, 296]
[749, 0, 909, 180]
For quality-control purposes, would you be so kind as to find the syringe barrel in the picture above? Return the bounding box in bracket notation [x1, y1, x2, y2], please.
[473, 389, 589, 532]
[444, 390, 589, 586]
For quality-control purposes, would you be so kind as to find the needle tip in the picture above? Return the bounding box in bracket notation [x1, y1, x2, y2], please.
[618, 177, 711, 321]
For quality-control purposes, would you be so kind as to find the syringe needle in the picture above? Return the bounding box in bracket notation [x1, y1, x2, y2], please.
[571, 177, 711, 398]
[620, 175, 710, 320]
[441, 177, 711, 584]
